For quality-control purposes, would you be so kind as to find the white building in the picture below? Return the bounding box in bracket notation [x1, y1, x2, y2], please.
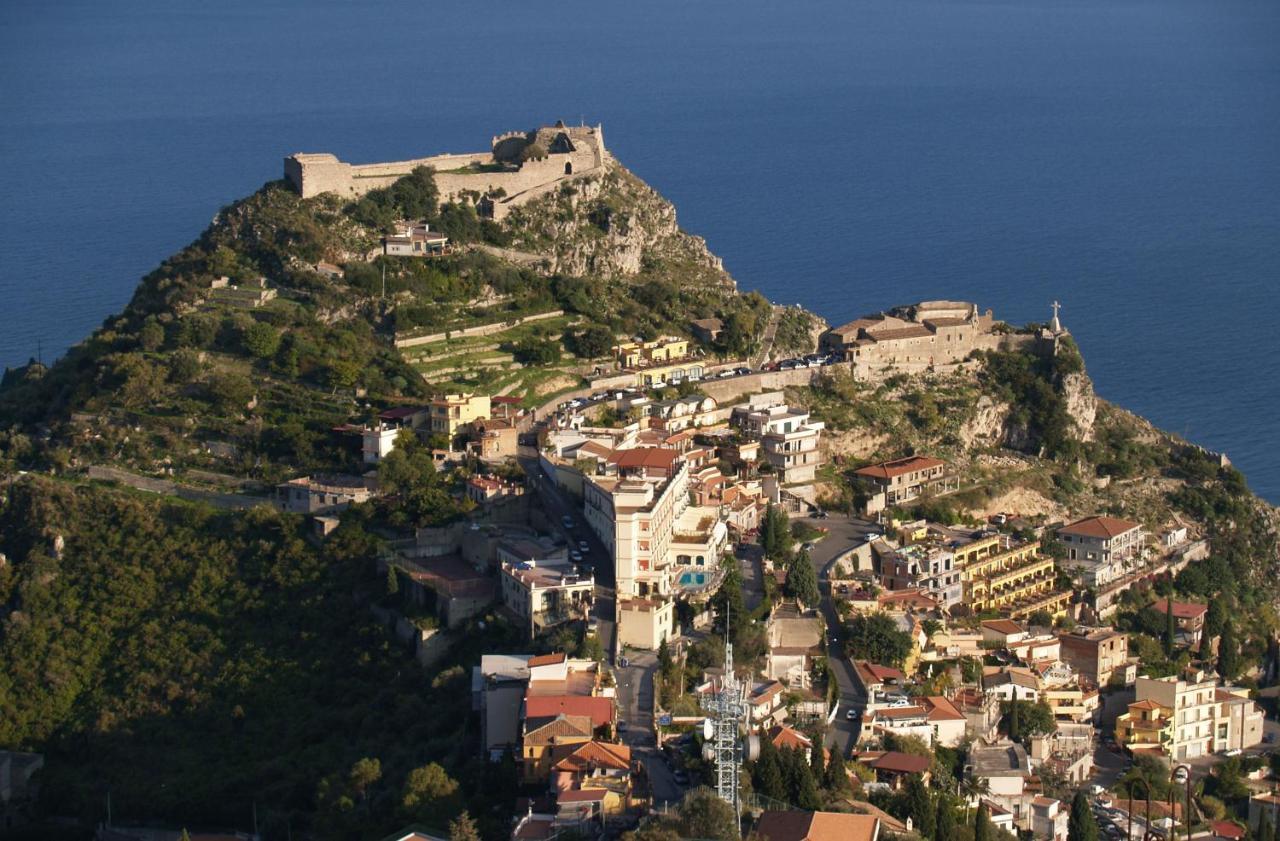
[1057, 516, 1145, 587]
[732, 395, 825, 485]
[501, 558, 594, 638]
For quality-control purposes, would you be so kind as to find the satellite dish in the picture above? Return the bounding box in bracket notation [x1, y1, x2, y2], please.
[703, 743, 715, 762]
[702, 718, 714, 741]
[745, 733, 760, 761]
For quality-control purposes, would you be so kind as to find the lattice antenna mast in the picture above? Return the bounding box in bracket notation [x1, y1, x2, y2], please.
[701, 597, 745, 819]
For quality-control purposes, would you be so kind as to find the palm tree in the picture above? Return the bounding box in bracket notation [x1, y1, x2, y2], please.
[959, 774, 991, 822]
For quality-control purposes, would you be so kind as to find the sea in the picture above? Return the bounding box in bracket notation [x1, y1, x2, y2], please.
[1, 0, 1278, 501]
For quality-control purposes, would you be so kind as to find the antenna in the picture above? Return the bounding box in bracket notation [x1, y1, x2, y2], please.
[381, 261, 386, 300]
[701, 594, 744, 827]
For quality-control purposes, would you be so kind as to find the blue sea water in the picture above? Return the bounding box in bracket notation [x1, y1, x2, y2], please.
[1, 0, 1278, 500]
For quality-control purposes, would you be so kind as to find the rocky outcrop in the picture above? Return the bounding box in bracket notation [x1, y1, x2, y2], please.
[502, 161, 732, 286]
[1061, 371, 1098, 442]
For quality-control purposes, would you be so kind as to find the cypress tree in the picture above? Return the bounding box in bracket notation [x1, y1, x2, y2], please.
[1067, 789, 1100, 841]
[905, 776, 935, 839]
[1009, 697, 1022, 742]
[1219, 621, 1241, 680]
[809, 738, 825, 784]
[1165, 596, 1176, 656]
[824, 747, 850, 794]
[386, 564, 400, 597]
[975, 803, 993, 841]
[935, 794, 957, 840]
[754, 730, 786, 801]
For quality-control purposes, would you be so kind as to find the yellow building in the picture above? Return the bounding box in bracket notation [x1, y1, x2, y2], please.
[613, 337, 689, 368]
[634, 360, 705, 388]
[963, 539, 1070, 618]
[521, 713, 593, 783]
[429, 392, 491, 437]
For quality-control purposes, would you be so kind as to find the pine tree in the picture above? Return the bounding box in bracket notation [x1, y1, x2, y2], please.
[449, 811, 480, 841]
[975, 803, 994, 841]
[1165, 596, 1176, 656]
[1067, 789, 1100, 841]
[1218, 621, 1241, 680]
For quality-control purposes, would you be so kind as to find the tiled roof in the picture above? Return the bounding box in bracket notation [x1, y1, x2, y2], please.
[557, 788, 608, 803]
[982, 619, 1025, 635]
[855, 661, 906, 684]
[869, 751, 930, 775]
[528, 652, 567, 667]
[754, 811, 880, 841]
[1149, 598, 1208, 620]
[525, 696, 614, 728]
[854, 455, 946, 480]
[551, 740, 631, 772]
[1059, 516, 1141, 539]
[925, 695, 966, 721]
[523, 714, 594, 745]
[608, 446, 679, 471]
[768, 724, 813, 751]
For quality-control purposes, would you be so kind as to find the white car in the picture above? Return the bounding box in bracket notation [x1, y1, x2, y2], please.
[845, 709, 859, 721]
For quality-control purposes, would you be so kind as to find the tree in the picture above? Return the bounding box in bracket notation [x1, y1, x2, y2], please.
[1067, 789, 1099, 841]
[386, 565, 400, 597]
[449, 810, 480, 841]
[753, 731, 787, 801]
[936, 793, 957, 840]
[567, 324, 615, 359]
[1261, 810, 1277, 841]
[790, 750, 821, 810]
[785, 549, 820, 608]
[511, 336, 560, 365]
[809, 738, 825, 784]
[138, 320, 165, 352]
[1165, 596, 1176, 656]
[824, 747, 850, 795]
[678, 788, 739, 841]
[905, 775, 935, 839]
[975, 803, 994, 841]
[401, 762, 460, 822]
[1004, 699, 1054, 744]
[1218, 621, 1240, 680]
[844, 612, 913, 668]
[1204, 596, 1226, 639]
[348, 757, 382, 801]
[242, 321, 281, 359]
[761, 504, 791, 559]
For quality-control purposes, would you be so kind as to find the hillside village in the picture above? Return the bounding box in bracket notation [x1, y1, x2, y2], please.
[2, 125, 1279, 841]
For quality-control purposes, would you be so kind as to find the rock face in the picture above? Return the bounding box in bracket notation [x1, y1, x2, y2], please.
[1061, 371, 1098, 442]
[503, 160, 731, 286]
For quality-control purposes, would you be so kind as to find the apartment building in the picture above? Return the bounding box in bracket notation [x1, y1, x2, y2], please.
[1115, 671, 1265, 760]
[731, 396, 825, 485]
[501, 558, 594, 638]
[429, 392, 491, 438]
[613, 337, 689, 368]
[880, 543, 963, 608]
[583, 457, 690, 598]
[854, 455, 951, 514]
[963, 537, 1070, 619]
[1058, 626, 1132, 687]
[1057, 516, 1145, 587]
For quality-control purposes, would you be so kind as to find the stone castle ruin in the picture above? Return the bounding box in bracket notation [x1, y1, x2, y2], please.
[284, 122, 607, 220]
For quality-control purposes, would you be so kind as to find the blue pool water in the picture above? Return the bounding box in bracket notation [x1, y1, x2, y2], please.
[679, 572, 708, 587]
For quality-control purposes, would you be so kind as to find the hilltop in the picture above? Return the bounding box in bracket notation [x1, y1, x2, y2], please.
[0, 125, 1277, 839]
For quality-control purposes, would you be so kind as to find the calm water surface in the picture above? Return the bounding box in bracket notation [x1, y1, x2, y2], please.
[1, 0, 1277, 499]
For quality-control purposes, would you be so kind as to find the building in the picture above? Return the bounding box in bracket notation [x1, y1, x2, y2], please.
[1058, 626, 1131, 687]
[881, 542, 962, 608]
[753, 810, 881, 841]
[613, 337, 689, 368]
[852, 661, 907, 703]
[363, 423, 402, 463]
[276, 474, 375, 514]
[1115, 670, 1265, 760]
[968, 741, 1031, 822]
[689, 317, 724, 344]
[467, 475, 525, 504]
[616, 597, 676, 650]
[1149, 598, 1208, 643]
[765, 603, 823, 688]
[429, 393, 491, 438]
[0, 751, 43, 828]
[521, 714, 595, 783]
[471, 417, 519, 459]
[962, 536, 1069, 619]
[1030, 797, 1069, 841]
[501, 558, 593, 638]
[854, 456, 950, 514]
[731, 395, 826, 485]
[1057, 516, 1145, 586]
[1249, 793, 1280, 834]
[383, 220, 449, 256]
[584, 455, 689, 598]
[982, 667, 1041, 702]
[819, 300, 1003, 365]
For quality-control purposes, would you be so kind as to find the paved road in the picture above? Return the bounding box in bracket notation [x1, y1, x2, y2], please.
[792, 513, 884, 756]
[520, 447, 617, 652]
[614, 651, 685, 807]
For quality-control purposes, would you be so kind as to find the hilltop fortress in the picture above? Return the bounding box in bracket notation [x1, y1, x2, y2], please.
[285, 122, 607, 220]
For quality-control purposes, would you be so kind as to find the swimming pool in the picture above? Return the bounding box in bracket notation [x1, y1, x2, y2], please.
[678, 572, 706, 586]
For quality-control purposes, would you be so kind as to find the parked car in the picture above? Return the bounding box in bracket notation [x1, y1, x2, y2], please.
[562, 515, 575, 529]
[578, 539, 590, 551]
[845, 708, 859, 721]
[570, 550, 583, 562]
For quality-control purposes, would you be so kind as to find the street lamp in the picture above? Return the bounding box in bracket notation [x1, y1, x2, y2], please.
[1170, 764, 1192, 841]
[1126, 775, 1153, 841]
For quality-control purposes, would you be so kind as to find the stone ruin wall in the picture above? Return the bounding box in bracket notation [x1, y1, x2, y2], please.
[284, 127, 607, 220]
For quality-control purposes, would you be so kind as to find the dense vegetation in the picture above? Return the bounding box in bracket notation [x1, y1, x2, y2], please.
[0, 477, 522, 840]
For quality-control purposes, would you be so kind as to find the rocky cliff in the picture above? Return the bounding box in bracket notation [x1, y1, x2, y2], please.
[502, 161, 733, 287]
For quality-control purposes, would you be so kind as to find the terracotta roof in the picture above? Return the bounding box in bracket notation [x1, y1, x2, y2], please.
[525, 696, 614, 728]
[982, 619, 1025, 636]
[768, 724, 812, 751]
[855, 455, 946, 480]
[1032, 795, 1059, 808]
[866, 325, 933, 341]
[1059, 516, 1141, 539]
[925, 695, 966, 721]
[1149, 598, 1207, 620]
[528, 652, 567, 667]
[1212, 821, 1246, 839]
[523, 714, 595, 745]
[870, 751, 930, 775]
[751, 681, 786, 706]
[557, 788, 608, 803]
[551, 740, 631, 772]
[754, 811, 880, 841]
[1128, 699, 1165, 712]
[608, 446, 679, 471]
[855, 661, 906, 684]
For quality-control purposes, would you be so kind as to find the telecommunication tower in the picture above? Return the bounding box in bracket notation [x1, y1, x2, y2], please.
[699, 602, 756, 819]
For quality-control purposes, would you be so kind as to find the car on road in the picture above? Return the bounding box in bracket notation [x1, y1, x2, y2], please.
[562, 515, 575, 529]
[578, 539, 590, 552]
[570, 550, 583, 562]
[845, 709, 859, 721]
[587, 617, 599, 634]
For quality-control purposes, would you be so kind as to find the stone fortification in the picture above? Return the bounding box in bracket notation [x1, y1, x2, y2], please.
[284, 122, 607, 220]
